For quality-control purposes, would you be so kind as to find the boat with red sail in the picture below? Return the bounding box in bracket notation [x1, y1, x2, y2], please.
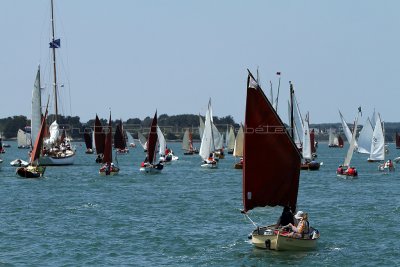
[94, 114, 105, 163]
[99, 112, 120, 176]
[396, 132, 400, 149]
[242, 70, 319, 250]
[16, 101, 49, 178]
[114, 120, 129, 154]
[140, 111, 164, 174]
[83, 131, 94, 154]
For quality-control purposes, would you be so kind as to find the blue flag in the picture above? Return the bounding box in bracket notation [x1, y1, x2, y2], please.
[49, 39, 61, 48]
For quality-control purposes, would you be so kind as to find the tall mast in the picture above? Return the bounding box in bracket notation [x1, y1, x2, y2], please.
[50, 0, 58, 120]
[289, 81, 294, 140]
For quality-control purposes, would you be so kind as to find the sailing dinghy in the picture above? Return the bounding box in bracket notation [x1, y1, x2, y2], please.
[99, 112, 120, 176]
[242, 70, 319, 251]
[83, 131, 94, 154]
[94, 114, 105, 163]
[233, 124, 243, 169]
[199, 100, 218, 168]
[140, 111, 164, 174]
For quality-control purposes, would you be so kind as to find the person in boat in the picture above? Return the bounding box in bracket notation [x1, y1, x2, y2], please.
[285, 211, 310, 239]
[275, 206, 295, 229]
[206, 153, 216, 164]
[346, 166, 357, 176]
[337, 165, 344, 175]
[384, 159, 394, 171]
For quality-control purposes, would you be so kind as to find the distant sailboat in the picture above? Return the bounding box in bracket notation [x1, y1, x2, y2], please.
[356, 118, 373, 154]
[226, 126, 235, 154]
[17, 129, 31, 149]
[94, 114, 105, 163]
[233, 124, 243, 169]
[83, 131, 94, 154]
[328, 128, 343, 148]
[114, 120, 129, 154]
[339, 110, 357, 149]
[99, 112, 120, 175]
[368, 114, 385, 162]
[182, 129, 195, 155]
[199, 100, 218, 168]
[126, 131, 136, 148]
[395, 132, 400, 149]
[242, 70, 319, 250]
[140, 111, 164, 174]
[138, 132, 148, 152]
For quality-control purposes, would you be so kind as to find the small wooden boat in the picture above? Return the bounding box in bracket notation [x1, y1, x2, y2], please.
[199, 99, 218, 168]
[99, 112, 119, 176]
[140, 111, 164, 174]
[242, 70, 319, 251]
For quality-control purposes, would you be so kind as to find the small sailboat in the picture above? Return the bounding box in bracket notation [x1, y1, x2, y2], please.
[368, 114, 385, 162]
[114, 120, 129, 154]
[300, 112, 320, 171]
[233, 124, 243, 169]
[226, 126, 236, 154]
[242, 70, 319, 251]
[17, 128, 32, 149]
[138, 132, 148, 152]
[182, 129, 197, 155]
[0, 137, 5, 153]
[16, 101, 49, 178]
[126, 130, 136, 148]
[140, 111, 164, 174]
[356, 117, 373, 154]
[337, 110, 360, 177]
[339, 110, 358, 149]
[94, 114, 105, 163]
[328, 128, 343, 148]
[83, 131, 94, 154]
[199, 100, 218, 168]
[99, 112, 120, 176]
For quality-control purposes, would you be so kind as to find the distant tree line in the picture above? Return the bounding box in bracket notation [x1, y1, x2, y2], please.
[1, 114, 399, 141]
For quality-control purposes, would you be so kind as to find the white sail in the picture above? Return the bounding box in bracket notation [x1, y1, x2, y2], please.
[369, 114, 385, 161]
[92, 130, 96, 150]
[157, 126, 166, 155]
[290, 95, 304, 148]
[339, 110, 357, 148]
[31, 66, 42, 146]
[182, 129, 190, 151]
[44, 121, 60, 147]
[126, 130, 135, 146]
[328, 128, 334, 146]
[212, 124, 223, 150]
[17, 129, 30, 147]
[199, 116, 205, 140]
[227, 126, 235, 150]
[199, 102, 214, 160]
[344, 112, 360, 167]
[357, 118, 373, 154]
[138, 132, 147, 150]
[302, 115, 312, 160]
[233, 125, 244, 157]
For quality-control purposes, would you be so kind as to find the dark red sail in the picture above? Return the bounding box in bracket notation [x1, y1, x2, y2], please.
[94, 115, 105, 154]
[396, 132, 400, 149]
[102, 112, 112, 163]
[338, 135, 344, 147]
[83, 132, 93, 150]
[310, 129, 316, 153]
[243, 71, 301, 213]
[31, 106, 48, 163]
[113, 120, 126, 150]
[147, 111, 158, 164]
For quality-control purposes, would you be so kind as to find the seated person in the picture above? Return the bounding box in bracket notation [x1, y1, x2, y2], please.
[284, 211, 310, 238]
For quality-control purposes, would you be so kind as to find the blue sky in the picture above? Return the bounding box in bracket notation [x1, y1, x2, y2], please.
[1, 0, 399, 124]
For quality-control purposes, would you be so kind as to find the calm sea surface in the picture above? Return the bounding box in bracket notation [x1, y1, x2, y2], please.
[0, 141, 399, 266]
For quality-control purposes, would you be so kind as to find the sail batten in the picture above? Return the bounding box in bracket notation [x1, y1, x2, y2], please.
[243, 71, 301, 213]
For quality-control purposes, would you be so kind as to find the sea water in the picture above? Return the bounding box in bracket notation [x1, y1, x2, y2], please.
[0, 141, 399, 266]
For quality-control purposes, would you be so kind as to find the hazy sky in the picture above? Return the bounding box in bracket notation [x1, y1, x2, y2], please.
[1, 0, 399, 124]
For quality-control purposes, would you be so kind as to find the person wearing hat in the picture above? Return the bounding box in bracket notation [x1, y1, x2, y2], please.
[284, 211, 310, 238]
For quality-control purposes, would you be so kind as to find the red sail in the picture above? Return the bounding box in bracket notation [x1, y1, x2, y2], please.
[338, 135, 344, 147]
[83, 132, 92, 150]
[243, 71, 301, 213]
[94, 115, 105, 154]
[396, 132, 400, 149]
[147, 111, 158, 164]
[310, 129, 316, 153]
[31, 106, 48, 164]
[102, 112, 112, 163]
[113, 120, 126, 150]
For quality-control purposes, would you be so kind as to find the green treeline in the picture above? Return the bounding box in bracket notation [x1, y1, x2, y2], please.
[1, 114, 399, 141]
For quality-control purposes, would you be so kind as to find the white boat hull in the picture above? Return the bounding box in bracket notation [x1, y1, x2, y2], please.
[201, 162, 218, 168]
[139, 164, 163, 174]
[39, 153, 75, 166]
[251, 226, 319, 251]
[10, 159, 29, 167]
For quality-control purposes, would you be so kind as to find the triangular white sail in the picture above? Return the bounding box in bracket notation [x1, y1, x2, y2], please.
[368, 114, 385, 161]
[357, 118, 373, 154]
[17, 129, 31, 147]
[31, 66, 42, 146]
[182, 129, 190, 151]
[233, 125, 243, 157]
[344, 112, 360, 167]
[157, 126, 166, 155]
[302, 114, 312, 160]
[199, 101, 214, 160]
[227, 126, 235, 150]
[339, 110, 357, 148]
[138, 132, 147, 150]
[290, 95, 304, 149]
[199, 115, 205, 140]
[126, 130, 135, 146]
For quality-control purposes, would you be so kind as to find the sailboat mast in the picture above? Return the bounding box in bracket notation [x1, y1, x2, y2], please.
[289, 81, 295, 140]
[50, 0, 58, 120]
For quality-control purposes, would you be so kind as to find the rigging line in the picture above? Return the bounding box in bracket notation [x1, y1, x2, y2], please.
[241, 211, 258, 228]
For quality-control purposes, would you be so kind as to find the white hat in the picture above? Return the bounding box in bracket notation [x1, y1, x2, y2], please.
[294, 211, 304, 220]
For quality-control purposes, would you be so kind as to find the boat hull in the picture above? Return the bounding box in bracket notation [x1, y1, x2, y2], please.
[16, 166, 46, 178]
[139, 164, 164, 174]
[251, 226, 319, 251]
[39, 153, 75, 166]
[300, 162, 320, 171]
[234, 162, 243, 169]
[99, 168, 120, 176]
[201, 162, 218, 168]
